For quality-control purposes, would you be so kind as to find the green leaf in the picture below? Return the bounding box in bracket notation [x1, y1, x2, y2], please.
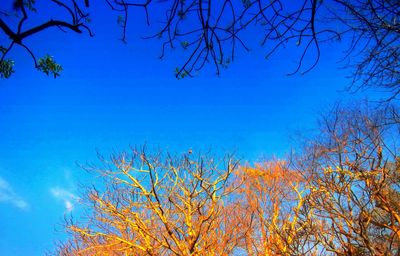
[181, 41, 189, 49]
[37, 55, 63, 78]
[117, 15, 125, 26]
[242, 0, 251, 8]
[25, 0, 37, 12]
[0, 59, 15, 79]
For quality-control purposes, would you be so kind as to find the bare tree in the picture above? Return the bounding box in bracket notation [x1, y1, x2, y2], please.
[53, 104, 400, 255]
[294, 103, 400, 255]
[236, 160, 317, 255]
[1, 1, 399, 97]
[55, 149, 243, 255]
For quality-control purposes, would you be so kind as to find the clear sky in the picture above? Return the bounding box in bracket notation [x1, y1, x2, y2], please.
[0, 1, 384, 255]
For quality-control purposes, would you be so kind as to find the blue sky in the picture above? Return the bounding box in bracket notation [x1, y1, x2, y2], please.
[0, 1, 386, 255]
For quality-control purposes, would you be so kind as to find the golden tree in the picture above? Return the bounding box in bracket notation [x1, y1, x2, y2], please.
[54, 104, 400, 256]
[57, 149, 243, 256]
[295, 104, 400, 255]
[236, 160, 316, 256]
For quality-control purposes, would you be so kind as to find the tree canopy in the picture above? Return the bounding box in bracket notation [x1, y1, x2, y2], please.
[1, 0, 399, 97]
[55, 103, 400, 255]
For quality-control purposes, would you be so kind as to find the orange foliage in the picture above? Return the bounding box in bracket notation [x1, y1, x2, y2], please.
[57, 151, 244, 255]
[56, 106, 400, 256]
[236, 160, 313, 255]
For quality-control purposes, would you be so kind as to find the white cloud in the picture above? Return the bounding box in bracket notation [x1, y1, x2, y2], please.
[65, 200, 73, 212]
[50, 187, 79, 213]
[0, 176, 29, 210]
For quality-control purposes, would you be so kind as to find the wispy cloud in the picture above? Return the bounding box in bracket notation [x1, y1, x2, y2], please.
[0, 176, 29, 210]
[50, 187, 79, 212]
